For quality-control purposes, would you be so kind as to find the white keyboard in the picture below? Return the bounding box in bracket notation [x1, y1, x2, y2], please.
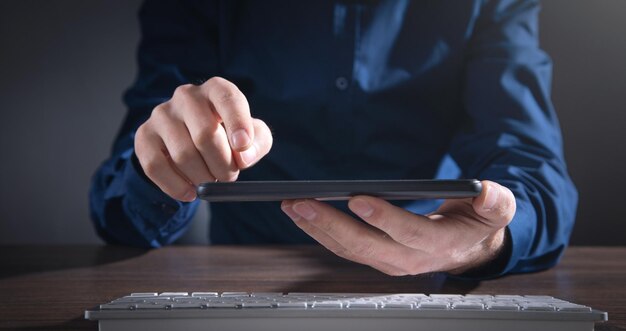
[85, 292, 607, 331]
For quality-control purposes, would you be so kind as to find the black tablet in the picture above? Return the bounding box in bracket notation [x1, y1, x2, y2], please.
[196, 179, 482, 202]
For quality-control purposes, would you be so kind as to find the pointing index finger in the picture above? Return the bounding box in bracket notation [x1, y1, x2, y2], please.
[202, 77, 254, 152]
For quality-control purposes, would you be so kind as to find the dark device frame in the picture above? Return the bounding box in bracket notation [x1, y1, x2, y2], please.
[196, 179, 482, 202]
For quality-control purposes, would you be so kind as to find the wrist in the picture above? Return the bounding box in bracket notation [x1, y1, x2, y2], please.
[448, 227, 508, 276]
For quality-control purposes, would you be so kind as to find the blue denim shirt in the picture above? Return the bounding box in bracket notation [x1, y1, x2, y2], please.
[90, 0, 577, 278]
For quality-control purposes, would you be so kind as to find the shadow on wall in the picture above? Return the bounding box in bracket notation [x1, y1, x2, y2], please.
[539, 1, 626, 245]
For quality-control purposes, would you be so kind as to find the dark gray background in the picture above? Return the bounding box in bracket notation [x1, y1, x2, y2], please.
[0, 1, 624, 245]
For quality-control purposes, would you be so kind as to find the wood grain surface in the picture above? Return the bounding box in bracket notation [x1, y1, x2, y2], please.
[0, 245, 624, 330]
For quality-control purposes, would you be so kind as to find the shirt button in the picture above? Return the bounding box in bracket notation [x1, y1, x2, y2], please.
[159, 203, 178, 215]
[335, 76, 349, 90]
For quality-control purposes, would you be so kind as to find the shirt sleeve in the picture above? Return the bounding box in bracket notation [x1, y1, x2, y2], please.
[449, 0, 578, 277]
[89, 0, 218, 247]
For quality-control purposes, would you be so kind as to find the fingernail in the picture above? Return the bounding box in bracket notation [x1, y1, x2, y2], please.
[239, 144, 257, 166]
[351, 199, 374, 218]
[293, 202, 317, 221]
[231, 129, 251, 150]
[281, 203, 301, 221]
[483, 184, 500, 211]
[183, 190, 196, 202]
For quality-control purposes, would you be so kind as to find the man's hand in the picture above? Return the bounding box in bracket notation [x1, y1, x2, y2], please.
[281, 180, 515, 276]
[134, 77, 273, 201]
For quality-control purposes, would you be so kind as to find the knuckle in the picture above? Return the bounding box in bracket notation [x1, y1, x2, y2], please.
[172, 84, 197, 105]
[134, 137, 160, 178]
[134, 124, 147, 143]
[206, 76, 234, 92]
[141, 156, 161, 179]
[150, 103, 170, 122]
[169, 147, 195, 165]
[151, 103, 165, 115]
[173, 84, 195, 97]
[190, 127, 217, 148]
[206, 76, 227, 86]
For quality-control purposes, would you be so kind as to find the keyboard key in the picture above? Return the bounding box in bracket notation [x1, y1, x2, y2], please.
[250, 292, 284, 297]
[100, 303, 136, 310]
[160, 292, 188, 297]
[130, 293, 157, 297]
[221, 292, 249, 297]
[429, 294, 462, 300]
[170, 302, 204, 309]
[191, 292, 218, 297]
[522, 303, 556, 311]
[389, 293, 427, 298]
[135, 303, 168, 309]
[381, 302, 414, 309]
[288, 293, 352, 298]
[173, 297, 205, 302]
[113, 297, 148, 303]
[495, 295, 523, 300]
[486, 303, 520, 311]
[204, 302, 239, 308]
[464, 294, 493, 300]
[452, 302, 485, 310]
[523, 295, 555, 300]
[145, 297, 174, 302]
[275, 301, 307, 309]
[556, 304, 592, 312]
[346, 301, 378, 309]
[418, 301, 450, 309]
[312, 301, 343, 309]
[241, 302, 274, 308]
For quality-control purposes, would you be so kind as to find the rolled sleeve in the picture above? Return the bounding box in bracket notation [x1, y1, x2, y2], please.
[448, 0, 578, 278]
[90, 148, 198, 247]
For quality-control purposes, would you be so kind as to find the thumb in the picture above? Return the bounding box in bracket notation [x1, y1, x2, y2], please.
[472, 180, 516, 228]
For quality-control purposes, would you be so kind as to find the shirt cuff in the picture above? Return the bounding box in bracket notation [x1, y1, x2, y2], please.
[121, 152, 198, 246]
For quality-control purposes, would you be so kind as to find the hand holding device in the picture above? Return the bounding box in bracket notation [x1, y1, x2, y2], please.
[281, 180, 516, 276]
[134, 77, 273, 201]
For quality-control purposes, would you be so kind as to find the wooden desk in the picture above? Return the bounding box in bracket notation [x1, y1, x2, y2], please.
[0, 245, 624, 330]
